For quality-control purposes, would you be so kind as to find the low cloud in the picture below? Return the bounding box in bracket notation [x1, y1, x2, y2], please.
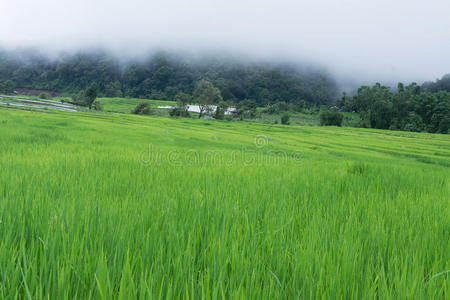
[1, 0, 449, 85]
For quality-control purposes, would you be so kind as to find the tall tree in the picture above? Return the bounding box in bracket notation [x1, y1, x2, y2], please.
[85, 82, 98, 110]
[193, 80, 222, 118]
[174, 92, 191, 113]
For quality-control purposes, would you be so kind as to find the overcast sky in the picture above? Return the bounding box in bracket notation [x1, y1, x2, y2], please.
[1, 0, 449, 84]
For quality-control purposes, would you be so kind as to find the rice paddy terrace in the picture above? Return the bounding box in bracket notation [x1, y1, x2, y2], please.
[0, 106, 448, 298]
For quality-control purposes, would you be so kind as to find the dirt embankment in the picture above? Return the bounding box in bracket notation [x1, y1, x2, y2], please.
[15, 89, 61, 97]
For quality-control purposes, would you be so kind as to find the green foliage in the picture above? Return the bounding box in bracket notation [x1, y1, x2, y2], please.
[71, 83, 98, 109]
[85, 82, 98, 110]
[401, 113, 424, 132]
[276, 101, 289, 112]
[0, 80, 15, 94]
[214, 101, 228, 120]
[132, 102, 153, 115]
[169, 107, 190, 117]
[164, 86, 179, 100]
[350, 82, 449, 133]
[281, 113, 290, 125]
[262, 104, 279, 114]
[170, 92, 191, 117]
[39, 92, 51, 99]
[193, 80, 222, 118]
[93, 101, 103, 111]
[336, 92, 354, 112]
[0, 107, 448, 298]
[174, 92, 191, 116]
[236, 99, 257, 120]
[105, 81, 123, 97]
[0, 50, 338, 106]
[71, 90, 87, 106]
[320, 109, 344, 126]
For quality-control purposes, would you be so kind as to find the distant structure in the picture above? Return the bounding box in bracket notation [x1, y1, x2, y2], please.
[158, 105, 237, 116]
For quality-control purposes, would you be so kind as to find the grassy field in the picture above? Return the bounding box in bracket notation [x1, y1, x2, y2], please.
[0, 105, 448, 298]
[2, 94, 360, 126]
[251, 110, 360, 126]
[94, 97, 176, 115]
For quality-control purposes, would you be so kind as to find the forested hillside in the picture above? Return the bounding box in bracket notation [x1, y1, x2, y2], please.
[0, 49, 337, 105]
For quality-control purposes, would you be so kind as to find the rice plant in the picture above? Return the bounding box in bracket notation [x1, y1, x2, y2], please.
[0, 107, 448, 298]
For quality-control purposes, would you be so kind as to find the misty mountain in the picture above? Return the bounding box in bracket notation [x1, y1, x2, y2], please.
[0, 49, 338, 105]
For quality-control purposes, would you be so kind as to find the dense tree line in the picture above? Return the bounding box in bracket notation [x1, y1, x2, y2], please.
[0, 49, 337, 106]
[0, 79, 15, 94]
[337, 80, 450, 133]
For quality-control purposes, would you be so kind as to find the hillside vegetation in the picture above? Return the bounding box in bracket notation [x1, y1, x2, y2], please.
[0, 49, 337, 106]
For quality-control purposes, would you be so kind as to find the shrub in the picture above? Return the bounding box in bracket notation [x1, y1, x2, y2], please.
[72, 90, 87, 106]
[93, 101, 103, 111]
[174, 92, 191, 109]
[39, 93, 51, 99]
[281, 113, 290, 125]
[288, 103, 303, 112]
[276, 101, 289, 112]
[133, 102, 153, 115]
[237, 99, 257, 120]
[320, 110, 343, 126]
[169, 107, 190, 117]
[262, 104, 279, 114]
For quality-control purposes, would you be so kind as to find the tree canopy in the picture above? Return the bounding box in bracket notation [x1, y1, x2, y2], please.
[338, 82, 449, 133]
[0, 49, 338, 106]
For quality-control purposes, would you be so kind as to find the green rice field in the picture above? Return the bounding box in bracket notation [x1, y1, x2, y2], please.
[0, 106, 448, 298]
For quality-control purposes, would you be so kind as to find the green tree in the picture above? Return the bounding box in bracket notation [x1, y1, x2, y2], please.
[403, 113, 424, 132]
[71, 90, 87, 106]
[174, 92, 191, 112]
[320, 110, 343, 126]
[193, 80, 222, 118]
[132, 102, 152, 115]
[214, 101, 228, 120]
[164, 86, 179, 100]
[85, 83, 98, 110]
[413, 93, 436, 125]
[354, 83, 392, 129]
[170, 92, 191, 117]
[281, 113, 290, 125]
[429, 91, 450, 133]
[236, 99, 257, 120]
[276, 101, 289, 112]
[4, 80, 15, 94]
[105, 81, 122, 97]
[336, 92, 354, 112]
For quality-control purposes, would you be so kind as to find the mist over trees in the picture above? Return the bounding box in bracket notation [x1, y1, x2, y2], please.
[1, 48, 448, 133]
[421, 74, 450, 93]
[0, 49, 338, 106]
